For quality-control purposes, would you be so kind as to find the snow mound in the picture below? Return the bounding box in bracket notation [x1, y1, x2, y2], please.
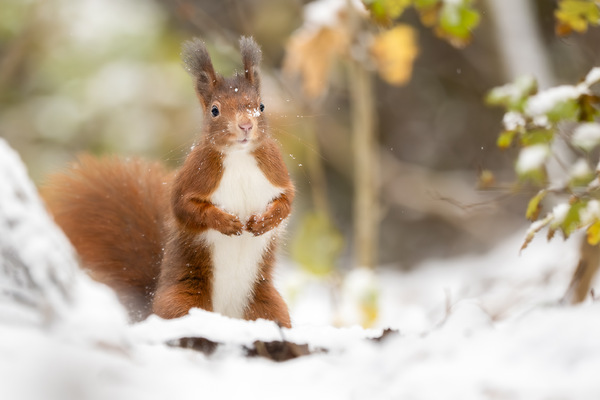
[0, 138, 75, 326]
[1, 138, 600, 400]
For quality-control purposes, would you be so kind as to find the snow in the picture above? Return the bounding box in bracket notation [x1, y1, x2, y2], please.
[488, 75, 536, 107]
[338, 267, 379, 326]
[245, 107, 261, 118]
[515, 144, 549, 174]
[502, 111, 525, 131]
[552, 203, 571, 226]
[581, 200, 600, 225]
[0, 137, 128, 334]
[572, 122, 600, 152]
[585, 66, 600, 87]
[302, 0, 366, 31]
[58, 0, 164, 47]
[2, 137, 600, 399]
[525, 84, 587, 117]
[569, 158, 593, 180]
[532, 114, 550, 128]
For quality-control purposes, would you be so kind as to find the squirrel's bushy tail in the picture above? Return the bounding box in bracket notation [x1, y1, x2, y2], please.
[42, 156, 171, 321]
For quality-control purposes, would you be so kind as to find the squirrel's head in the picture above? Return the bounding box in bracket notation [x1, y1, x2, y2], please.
[182, 37, 267, 151]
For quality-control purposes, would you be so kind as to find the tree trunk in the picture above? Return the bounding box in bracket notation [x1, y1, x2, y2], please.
[563, 239, 600, 304]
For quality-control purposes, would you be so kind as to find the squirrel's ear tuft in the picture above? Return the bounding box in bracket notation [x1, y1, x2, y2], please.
[182, 38, 217, 108]
[240, 36, 262, 87]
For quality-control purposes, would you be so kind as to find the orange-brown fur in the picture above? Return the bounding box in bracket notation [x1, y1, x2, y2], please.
[42, 156, 171, 321]
[243, 243, 291, 326]
[42, 37, 293, 327]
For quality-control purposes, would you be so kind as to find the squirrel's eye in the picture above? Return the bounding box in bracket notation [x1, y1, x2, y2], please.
[211, 105, 220, 117]
[259, 103, 265, 113]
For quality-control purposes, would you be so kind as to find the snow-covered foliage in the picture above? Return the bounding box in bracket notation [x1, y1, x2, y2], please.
[515, 144, 549, 175]
[487, 66, 600, 248]
[1, 138, 600, 399]
[572, 122, 600, 151]
[585, 67, 600, 86]
[525, 84, 587, 117]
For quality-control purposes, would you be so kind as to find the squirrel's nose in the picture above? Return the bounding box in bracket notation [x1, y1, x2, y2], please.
[238, 121, 253, 133]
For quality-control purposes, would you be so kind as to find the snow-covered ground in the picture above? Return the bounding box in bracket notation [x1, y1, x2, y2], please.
[1, 137, 600, 400]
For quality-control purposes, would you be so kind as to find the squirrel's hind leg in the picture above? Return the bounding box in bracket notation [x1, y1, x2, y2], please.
[244, 279, 291, 328]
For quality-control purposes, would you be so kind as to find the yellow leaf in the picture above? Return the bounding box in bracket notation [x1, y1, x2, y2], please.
[554, 0, 600, 36]
[341, 268, 380, 328]
[370, 25, 419, 86]
[359, 291, 379, 328]
[415, 1, 442, 27]
[587, 221, 600, 245]
[477, 169, 495, 189]
[283, 26, 349, 98]
[291, 212, 344, 276]
[526, 190, 547, 221]
[497, 130, 517, 149]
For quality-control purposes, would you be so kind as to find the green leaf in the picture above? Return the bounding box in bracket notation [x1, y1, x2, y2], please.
[486, 76, 538, 112]
[414, 0, 438, 8]
[546, 98, 580, 122]
[517, 168, 547, 186]
[561, 199, 588, 238]
[291, 212, 344, 277]
[519, 129, 554, 146]
[568, 158, 596, 188]
[436, 1, 481, 47]
[569, 173, 596, 188]
[526, 190, 547, 221]
[515, 144, 550, 185]
[365, 0, 413, 24]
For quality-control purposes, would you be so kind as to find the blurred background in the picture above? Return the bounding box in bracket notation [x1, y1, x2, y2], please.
[1, 0, 599, 326]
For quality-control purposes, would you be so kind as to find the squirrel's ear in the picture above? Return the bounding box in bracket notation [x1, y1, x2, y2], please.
[182, 38, 217, 108]
[239, 36, 262, 87]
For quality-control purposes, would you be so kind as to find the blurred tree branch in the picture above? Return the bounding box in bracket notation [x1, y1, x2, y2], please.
[0, 2, 39, 91]
[347, 56, 379, 268]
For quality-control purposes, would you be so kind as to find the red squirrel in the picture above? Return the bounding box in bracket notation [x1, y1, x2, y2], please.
[42, 37, 294, 327]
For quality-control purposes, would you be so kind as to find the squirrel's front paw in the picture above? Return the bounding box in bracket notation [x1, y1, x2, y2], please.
[245, 213, 277, 236]
[214, 213, 243, 236]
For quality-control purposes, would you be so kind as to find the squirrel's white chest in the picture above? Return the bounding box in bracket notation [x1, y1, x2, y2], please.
[204, 149, 283, 320]
[210, 150, 281, 220]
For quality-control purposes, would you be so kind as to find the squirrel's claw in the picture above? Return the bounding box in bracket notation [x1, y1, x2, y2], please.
[245, 213, 276, 236]
[214, 212, 243, 236]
